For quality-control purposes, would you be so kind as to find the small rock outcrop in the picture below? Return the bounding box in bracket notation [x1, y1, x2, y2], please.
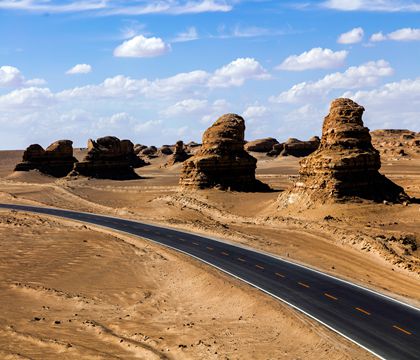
[245, 137, 279, 152]
[279, 98, 409, 206]
[14, 140, 78, 177]
[179, 114, 270, 191]
[166, 140, 191, 166]
[69, 136, 140, 179]
[371, 129, 420, 158]
[158, 146, 173, 156]
[266, 137, 320, 157]
[280, 137, 320, 157]
[140, 146, 158, 158]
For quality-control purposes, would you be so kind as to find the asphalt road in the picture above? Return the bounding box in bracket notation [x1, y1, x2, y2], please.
[1, 203, 419, 360]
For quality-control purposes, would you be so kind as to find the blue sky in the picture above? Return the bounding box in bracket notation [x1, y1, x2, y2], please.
[0, 0, 419, 149]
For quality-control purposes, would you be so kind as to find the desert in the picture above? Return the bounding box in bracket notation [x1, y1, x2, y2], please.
[1, 100, 419, 359]
[2, 3, 420, 359]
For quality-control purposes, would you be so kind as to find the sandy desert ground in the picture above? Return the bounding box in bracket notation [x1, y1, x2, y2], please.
[0, 138, 419, 359]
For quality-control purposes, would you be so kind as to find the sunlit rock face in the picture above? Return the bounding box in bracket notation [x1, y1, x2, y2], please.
[180, 113, 270, 191]
[278, 98, 409, 206]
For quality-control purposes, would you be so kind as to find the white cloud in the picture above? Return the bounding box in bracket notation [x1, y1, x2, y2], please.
[322, 0, 420, 12]
[0, 0, 234, 15]
[173, 27, 199, 42]
[113, 35, 170, 58]
[276, 48, 348, 71]
[370, 32, 387, 42]
[162, 98, 208, 116]
[371, 28, 420, 41]
[270, 60, 394, 103]
[0, 65, 46, 87]
[66, 63, 92, 75]
[0, 65, 24, 87]
[343, 77, 420, 129]
[208, 58, 270, 88]
[243, 105, 267, 119]
[0, 87, 55, 109]
[337, 27, 364, 44]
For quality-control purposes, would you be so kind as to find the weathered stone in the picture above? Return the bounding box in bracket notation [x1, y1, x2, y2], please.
[69, 136, 140, 179]
[140, 146, 158, 157]
[278, 98, 409, 206]
[134, 144, 147, 155]
[14, 140, 78, 177]
[180, 114, 270, 191]
[158, 146, 174, 156]
[166, 140, 191, 166]
[279, 137, 320, 157]
[245, 137, 279, 152]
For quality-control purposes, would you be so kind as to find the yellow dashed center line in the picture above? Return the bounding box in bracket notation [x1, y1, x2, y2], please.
[255, 265, 265, 270]
[155, 231, 160, 235]
[355, 307, 371, 315]
[275, 272, 285, 278]
[393, 325, 412, 335]
[192, 242, 200, 246]
[324, 293, 338, 301]
[237, 258, 246, 262]
[167, 234, 173, 238]
[178, 238, 186, 242]
[206, 247, 214, 251]
[221, 252, 230, 256]
[298, 282, 310, 288]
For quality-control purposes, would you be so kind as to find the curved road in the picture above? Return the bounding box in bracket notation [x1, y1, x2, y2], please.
[1, 203, 419, 360]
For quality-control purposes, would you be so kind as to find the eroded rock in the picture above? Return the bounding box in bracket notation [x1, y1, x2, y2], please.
[245, 137, 279, 153]
[14, 140, 78, 177]
[69, 136, 140, 179]
[179, 114, 270, 191]
[278, 98, 409, 206]
[166, 140, 191, 166]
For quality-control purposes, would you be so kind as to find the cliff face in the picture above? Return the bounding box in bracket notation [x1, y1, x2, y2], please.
[279, 98, 409, 206]
[180, 114, 269, 191]
[14, 140, 78, 177]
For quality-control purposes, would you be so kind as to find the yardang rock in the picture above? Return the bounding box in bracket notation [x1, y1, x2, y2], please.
[180, 114, 270, 191]
[14, 140, 78, 177]
[279, 98, 409, 206]
[69, 136, 140, 180]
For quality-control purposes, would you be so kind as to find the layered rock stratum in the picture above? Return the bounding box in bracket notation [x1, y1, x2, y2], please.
[179, 114, 270, 191]
[69, 136, 140, 179]
[14, 140, 78, 177]
[278, 98, 409, 206]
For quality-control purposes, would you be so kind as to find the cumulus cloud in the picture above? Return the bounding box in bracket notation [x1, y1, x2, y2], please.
[270, 60, 394, 103]
[0, 65, 46, 88]
[337, 27, 364, 44]
[343, 77, 420, 129]
[276, 48, 348, 71]
[162, 98, 208, 116]
[370, 28, 420, 42]
[208, 58, 270, 88]
[66, 63, 92, 75]
[113, 35, 170, 58]
[322, 0, 420, 12]
[242, 105, 267, 119]
[0, 87, 55, 109]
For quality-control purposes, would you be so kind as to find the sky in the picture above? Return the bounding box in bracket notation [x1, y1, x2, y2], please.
[0, 0, 419, 149]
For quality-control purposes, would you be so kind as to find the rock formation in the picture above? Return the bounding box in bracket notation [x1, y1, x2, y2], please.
[14, 140, 78, 177]
[371, 129, 420, 158]
[279, 98, 409, 206]
[158, 146, 173, 156]
[140, 146, 158, 158]
[266, 137, 320, 157]
[179, 114, 270, 191]
[280, 137, 320, 157]
[69, 136, 140, 179]
[166, 140, 191, 166]
[245, 137, 279, 152]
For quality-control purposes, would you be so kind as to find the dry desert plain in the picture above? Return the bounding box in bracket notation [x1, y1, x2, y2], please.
[0, 134, 419, 359]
